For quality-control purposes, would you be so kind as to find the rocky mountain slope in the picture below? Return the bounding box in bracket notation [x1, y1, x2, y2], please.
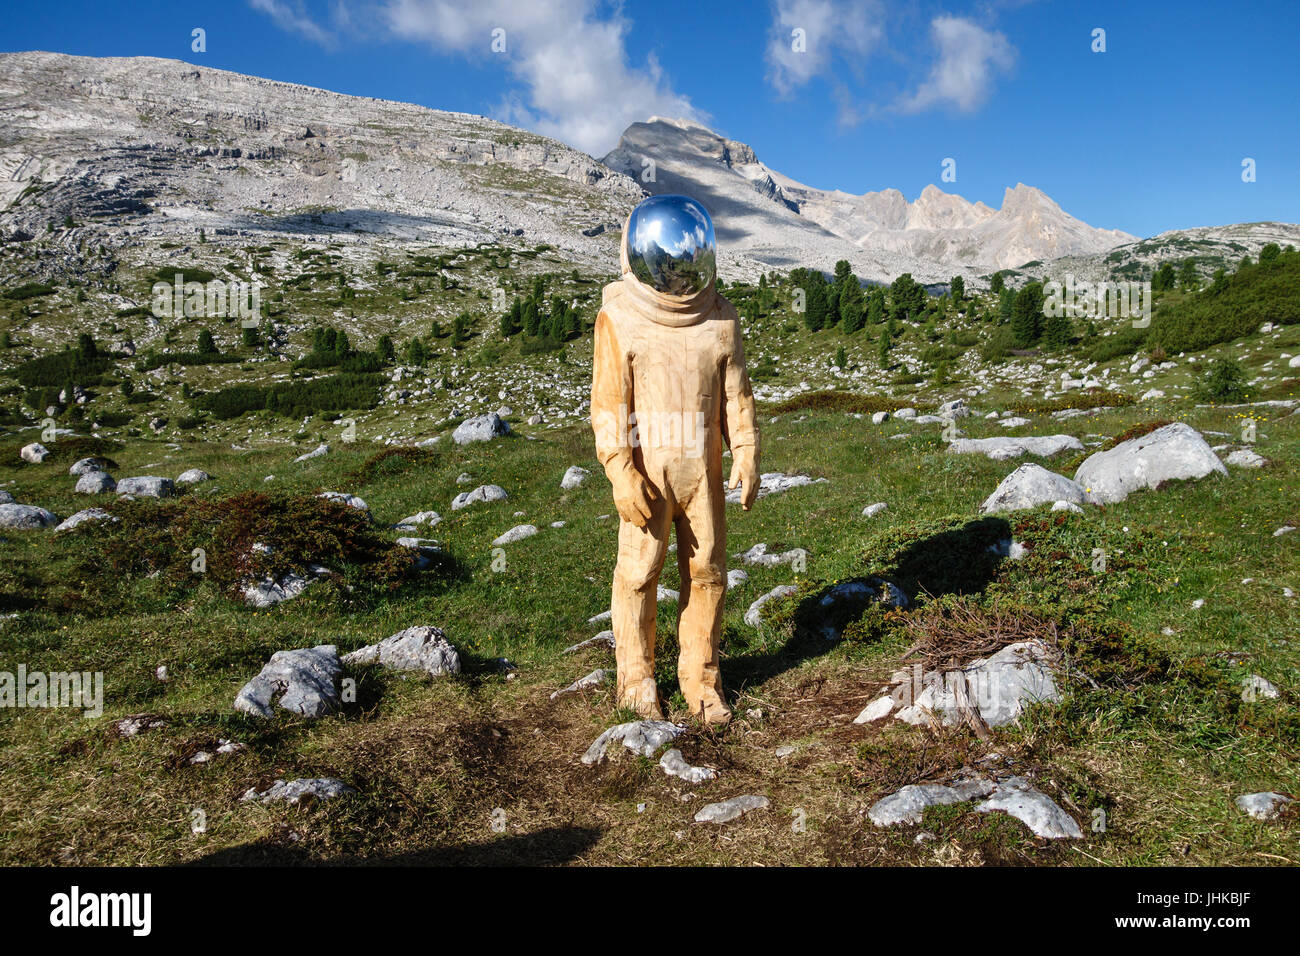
[0, 51, 641, 260]
[602, 116, 1134, 279]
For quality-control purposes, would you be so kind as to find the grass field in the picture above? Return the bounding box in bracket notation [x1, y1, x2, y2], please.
[1, 391, 1295, 866]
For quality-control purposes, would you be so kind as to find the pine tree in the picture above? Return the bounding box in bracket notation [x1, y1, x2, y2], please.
[1178, 258, 1200, 291]
[990, 272, 1005, 296]
[1153, 262, 1176, 292]
[406, 338, 427, 365]
[839, 276, 865, 333]
[376, 334, 395, 364]
[877, 327, 891, 368]
[950, 275, 965, 302]
[1011, 283, 1044, 347]
[1042, 311, 1072, 350]
[197, 329, 217, 355]
[866, 288, 885, 325]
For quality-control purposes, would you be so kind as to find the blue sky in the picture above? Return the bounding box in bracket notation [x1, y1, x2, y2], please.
[3, 0, 1297, 237]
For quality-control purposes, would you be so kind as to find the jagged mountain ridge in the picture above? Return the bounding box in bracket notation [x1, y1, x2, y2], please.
[601, 116, 1136, 277]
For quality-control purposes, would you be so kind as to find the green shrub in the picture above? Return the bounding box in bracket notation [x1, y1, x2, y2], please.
[1191, 358, 1253, 403]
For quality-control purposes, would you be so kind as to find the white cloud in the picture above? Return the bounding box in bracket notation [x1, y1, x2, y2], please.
[247, 0, 338, 49]
[377, 0, 700, 156]
[898, 15, 1015, 113]
[765, 0, 885, 98]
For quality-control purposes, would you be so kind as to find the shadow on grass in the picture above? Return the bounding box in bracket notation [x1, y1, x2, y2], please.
[724, 515, 1013, 694]
[185, 825, 604, 866]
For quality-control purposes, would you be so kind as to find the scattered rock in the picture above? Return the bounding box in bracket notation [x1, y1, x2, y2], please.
[948, 435, 1082, 460]
[550, 668, 609, 699]
[660, 748, 718, 784]
[581, 720, 684, 765]
[894, 640, 1060, 728]
[560, 466, 590, 490]
[725, 472, 827, 504]
[894, 407, 917, 420]
[396, 510, 442, 529]
[0, 503, 60, 530]
[871, 411, 890, 424]
[451, 484, 508, 510]
[75, 470, 115, 494]
[726, 568, 749, 589]
[453, 413, 511, 444]
[1234, 791, 1293, 821]
[937, 399, 970, 419]
[54, 508, 117, 532]
[69, 457, 112, 476]
[563, 631, 615, 654]
[1075, 423, 1226, 504]
[20, 442, 50, 464]
[116, 714, 168, 737]
[862, 502, 889, 518]
[116, 476, 175, 498]
[317, 491, 369, 512]
[493, 524, 539, 545]
[234, 645, 342, 718]
[1242, 674, 1280, 701]
[737, 542, 808, 568]
[693, 794, 769, 825]
[241, 778, 356, 805]
[974, 778, 1084, 839]
[869, 780, 995, 825]
[981, 463, 1093, 513]
[853, 696, 895, 724]
[1225, 448, 1268, 469]
[294, 444, 330, 462]
[744, 584, 799, 627]
[176, 468, 212, 484]
[341, 625, 460, 677]
[242, 566, 329, 607]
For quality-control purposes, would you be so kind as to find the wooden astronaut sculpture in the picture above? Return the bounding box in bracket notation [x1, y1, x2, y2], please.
[591, 195, 760, 725]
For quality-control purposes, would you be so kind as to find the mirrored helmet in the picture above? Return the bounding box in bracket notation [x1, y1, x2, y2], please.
[625, 194, 716, 295]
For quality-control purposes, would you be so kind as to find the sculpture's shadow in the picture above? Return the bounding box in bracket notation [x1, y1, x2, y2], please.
[185, 825, 602, 866]
[725, 516, 1013, 693]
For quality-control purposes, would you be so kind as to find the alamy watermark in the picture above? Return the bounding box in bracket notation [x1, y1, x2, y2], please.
[592, 404, 707, 459]
[151, 274, 261, 326]
[0, 665, 103, 717]
[1043, 274, 1151, 328]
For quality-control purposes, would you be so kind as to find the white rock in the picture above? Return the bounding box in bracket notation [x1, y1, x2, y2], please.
[550, 668, 609, 699]
[981, 464, 1093, 513]
[20, 443, 50, 464]
[726, 568, 749, 589]
[341, 625, 460, 677]
[660, 748, 717, 784]
[581, 720, 684, 765]
[451, 484, 508, 510]
[694, 794, 768, 823]
[293, 443, 330, 462]
[560, 465, 590, 490]
[453, 413, 511, 444]
[176, 468, 211, 484]
[75, 471, 115, 494]
[234, 645, 341, 718]
[862, 502, 889, 518]
[492, 524, 538, 545]
[974, 781, 1084, 839]
[0, 503, 60, 530]
[1234, 792, 1293, 820]
[853, 696, 895, 724]
[241, 778, 356, 804]
[116, 476, 175, 498]
[1225, 448, 1268, 469]
[948, 435, 1082, 460]
[1074, 423, 1225, 504]
[54, 508, 117, 532]
[1241, 674, 1280, 701]
[744, 585, 798, 627]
